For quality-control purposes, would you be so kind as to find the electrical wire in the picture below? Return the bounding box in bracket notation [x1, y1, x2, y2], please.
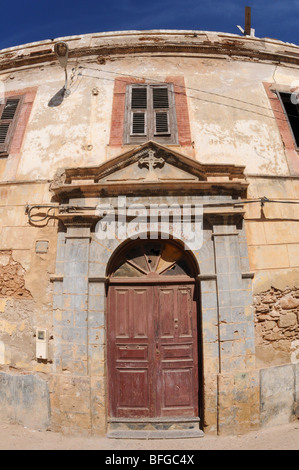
[26, 204, 58, 223]
[25, 196, 299, 223]
[77, 66, 299, 121]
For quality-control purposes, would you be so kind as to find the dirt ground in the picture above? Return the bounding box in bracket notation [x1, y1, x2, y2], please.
[0, 419, 299, 450]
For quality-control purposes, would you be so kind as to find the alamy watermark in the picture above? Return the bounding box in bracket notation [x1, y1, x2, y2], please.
[94, 196, 203, 250]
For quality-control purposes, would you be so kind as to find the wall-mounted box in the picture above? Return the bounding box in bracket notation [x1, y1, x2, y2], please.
[36, 329, 48, 360]
[35, 240, 49, 254]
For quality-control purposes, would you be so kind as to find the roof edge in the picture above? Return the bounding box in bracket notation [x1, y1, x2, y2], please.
[0, 30, 298, 73]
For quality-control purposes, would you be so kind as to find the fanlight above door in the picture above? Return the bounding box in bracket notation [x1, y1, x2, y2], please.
[110, 241, 195, 278]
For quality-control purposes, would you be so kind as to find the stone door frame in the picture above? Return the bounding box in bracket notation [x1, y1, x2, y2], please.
[50, 200, 255, 434]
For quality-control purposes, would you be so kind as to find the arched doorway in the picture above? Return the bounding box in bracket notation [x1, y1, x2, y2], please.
[107, 239, 201, 421]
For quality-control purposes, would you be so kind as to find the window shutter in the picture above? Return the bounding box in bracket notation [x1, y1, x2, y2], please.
[155, 112, 169, 134]
[131, 87, 147, 108]
[0, 98, 20, 153]
[125, 83, 177, 144]
[153, 87, 169, 109]
[152, 87, 170, 136]
[0, 124, 10, 146]
[131, 87, 147, 136]
[132, 112, 146, 135]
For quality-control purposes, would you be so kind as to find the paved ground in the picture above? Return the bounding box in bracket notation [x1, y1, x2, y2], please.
[0, 419, 299, 450]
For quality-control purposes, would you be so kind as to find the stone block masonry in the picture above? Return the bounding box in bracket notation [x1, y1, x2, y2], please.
[0, 251, 35, 367]
[254, 287, 299, 366]
[0, 250, 32, 299]
[50, 225, 108, 435]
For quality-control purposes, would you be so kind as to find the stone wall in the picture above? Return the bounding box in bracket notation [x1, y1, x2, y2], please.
[0, 371, 50, 430]
[254, 287, 299, 366]
[0, 250, 32, 299]
[260, 363, 299, 426]
[0, 250, 35, 366]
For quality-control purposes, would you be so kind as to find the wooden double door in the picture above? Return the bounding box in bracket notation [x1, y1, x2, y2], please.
[107, 281, 199, 418]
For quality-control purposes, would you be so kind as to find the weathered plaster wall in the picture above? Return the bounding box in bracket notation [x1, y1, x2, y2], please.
[9, 56, 296, 179]
[1, 33, 298, 181]
[0, 182, 57, 371]
[244, 176, 299, 364]
[247, 182, 299, 267]
[0, 371, 50, 430]
[260, 363, 299, 427]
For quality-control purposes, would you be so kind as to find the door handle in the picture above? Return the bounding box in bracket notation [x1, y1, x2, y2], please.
[156, 342, 160, 355]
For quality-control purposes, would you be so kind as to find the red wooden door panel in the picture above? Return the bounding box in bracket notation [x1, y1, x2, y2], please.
[108, 282, 198, 418]
[155, 285, 198, 417]
[108, 285, 154, 417]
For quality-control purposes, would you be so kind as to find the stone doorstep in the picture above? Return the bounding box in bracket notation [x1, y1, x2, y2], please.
[107, 429, 205, 439]
[107, 417, 204, 439]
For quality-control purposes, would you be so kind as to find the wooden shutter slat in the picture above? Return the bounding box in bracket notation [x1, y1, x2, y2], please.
[0, 123, 10, 143]
[1, 99, 19, 120]
[132, 112, 146, 134]
[125, 83, 177, 144]
[131, 87, 147, 109]
[0, 97, 20, 153]
[153, 87, 169, 109]
[155, 112, 169, 134]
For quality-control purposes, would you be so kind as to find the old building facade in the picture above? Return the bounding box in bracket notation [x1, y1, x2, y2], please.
[0, 30, 298, 437]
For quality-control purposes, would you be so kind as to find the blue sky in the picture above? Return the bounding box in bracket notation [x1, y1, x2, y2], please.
[0, 0, 298, 50]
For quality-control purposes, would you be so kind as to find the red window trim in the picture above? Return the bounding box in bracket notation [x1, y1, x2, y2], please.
[263, 82, 299, 175]
[1, 87, 37, 155]
[109, 76, 192, 148]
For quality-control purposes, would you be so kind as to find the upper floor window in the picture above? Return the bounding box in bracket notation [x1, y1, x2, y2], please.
[0, 96, 22, 154]
[277, 92, 299, 148]
[124, 84, 178, 145]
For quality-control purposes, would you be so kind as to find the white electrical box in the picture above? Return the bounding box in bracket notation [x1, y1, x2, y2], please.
[36, 329, 48, 360]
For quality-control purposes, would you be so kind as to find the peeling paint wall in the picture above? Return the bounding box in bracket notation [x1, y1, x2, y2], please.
[0, 250, 31, 296]
[0, 181, 57, 373]
[0, 371, 50, 430]
[1, 36, 298, 180]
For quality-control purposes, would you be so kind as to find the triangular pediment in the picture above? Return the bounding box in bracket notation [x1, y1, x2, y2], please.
[95, 142, 204, 184]
[50, 141, 248, 200]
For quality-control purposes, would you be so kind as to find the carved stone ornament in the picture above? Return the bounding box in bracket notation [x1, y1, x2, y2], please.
[138, 150, 165, 180]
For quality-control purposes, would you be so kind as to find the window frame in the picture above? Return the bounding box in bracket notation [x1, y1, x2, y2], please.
[277, 91, 299, 150]
[0, 95, 23, 155]
[124, 83, 178, 145]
